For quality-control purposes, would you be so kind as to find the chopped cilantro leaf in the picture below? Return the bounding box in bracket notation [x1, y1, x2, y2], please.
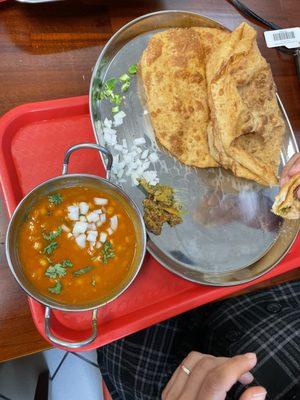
[45, 264, 67, 279]
[62, 259, 73, 268]
[43, 226, 62, 241]
[119, 73, 131, 83]
[105, 78, 118, 91]
[128, 64, 138, 74]
[48, 193, 63, 205]
[73, 266, 94, 277]
[43, 241, 58, 255]
[48, 281, 62, 295]
[121, 81, 131, 92]
[112, 106, 120, 113]
[101, 241, 115, 264]
[111, 93, 122, 105]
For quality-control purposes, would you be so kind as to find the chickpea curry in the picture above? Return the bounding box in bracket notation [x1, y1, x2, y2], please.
[18, 186, 137, 305]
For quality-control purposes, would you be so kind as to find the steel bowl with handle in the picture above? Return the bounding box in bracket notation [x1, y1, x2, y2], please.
[5, 143, 147, 349]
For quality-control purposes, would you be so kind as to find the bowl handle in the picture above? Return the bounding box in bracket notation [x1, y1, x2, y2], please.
[62, 143, 113, 180]
[45, 307, 98, 349]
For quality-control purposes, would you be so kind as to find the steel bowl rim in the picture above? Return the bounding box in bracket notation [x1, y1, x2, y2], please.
[6, 173, 147, 312]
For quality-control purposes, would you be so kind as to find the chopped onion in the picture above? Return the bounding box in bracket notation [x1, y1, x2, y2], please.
[94, 209, 103, 214]
[99, 232, 107, 243]
[107, 227, 113, 236]
[73, 221, 88, 235]
[113, 111, 126, 127]
[88, 223, 97, 231]
[96, 242, 102, 249]
[103, 118, 112, 129]
[61, 224, 70, 233]
[67, 232, 73, 239]
[149, 152, 159, 163]
[141, 149, 149, 159]
[100, 214, 106, 223]
[143, 170, 159, 186]
[94, 198, 108, 206]
[75, 234, 86, 248]
[131, 173, 140, 186]
[86, 211, 100, 223]
[87, 231, 98, 243]
[110, 215, 118, 231]
[67, 205, 79, 221]
[114, 144, 123, 152]
[79, 215, 87, 222]
[79, 202, 89, 215]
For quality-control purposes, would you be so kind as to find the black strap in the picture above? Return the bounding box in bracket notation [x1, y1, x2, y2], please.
[228, 0, 282, 30]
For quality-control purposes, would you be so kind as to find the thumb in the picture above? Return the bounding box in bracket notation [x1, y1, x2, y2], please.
[239, 386, 267, 400]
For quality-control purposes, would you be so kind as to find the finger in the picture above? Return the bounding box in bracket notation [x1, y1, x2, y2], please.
[162, 366, 181, 399]
[286, 158, 300, 177]
[163, 354, 255, 399]
[297, 187, 300, 200]
[281, 154, 300, 179]
[279, 176, 290, 187]
[178, 356, 236, 400]
[239, 386, 267, 400]
[198, 353, 257, 400]
[238, 372, 254, 385]
[163, 352, 206, 399]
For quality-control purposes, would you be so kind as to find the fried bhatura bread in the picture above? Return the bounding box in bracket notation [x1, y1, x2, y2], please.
[206, 23, 285, 186]
[140, 27, 229, 168]
[272, 173, 300, 219]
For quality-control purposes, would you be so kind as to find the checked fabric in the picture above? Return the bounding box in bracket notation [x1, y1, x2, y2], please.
[97, 280, 300, 400]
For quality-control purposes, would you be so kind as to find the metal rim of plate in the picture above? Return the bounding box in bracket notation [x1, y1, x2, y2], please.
[89, 10, 300, 286]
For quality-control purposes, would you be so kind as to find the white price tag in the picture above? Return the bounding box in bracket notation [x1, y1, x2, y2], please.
[264, 27, 300, 49]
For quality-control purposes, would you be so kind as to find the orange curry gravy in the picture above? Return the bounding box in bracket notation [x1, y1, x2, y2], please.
[18, 186, 137, 305]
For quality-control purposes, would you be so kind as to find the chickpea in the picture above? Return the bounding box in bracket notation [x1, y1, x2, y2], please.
[28, 222, 35, 232]
[32, 210, 39, 218]
[33, 242, 42, 250]
[107, 207, 114, 215]
[39, 259, 47, 267]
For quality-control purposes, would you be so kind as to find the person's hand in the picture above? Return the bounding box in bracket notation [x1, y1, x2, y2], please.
[162, 352, 267, 400]
[280, 153, 300, 198]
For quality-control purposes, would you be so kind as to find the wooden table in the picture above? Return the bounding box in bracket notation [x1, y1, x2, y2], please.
[0, 0, 299, 363]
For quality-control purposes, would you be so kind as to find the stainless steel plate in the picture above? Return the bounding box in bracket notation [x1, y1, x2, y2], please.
[89, 10, 300, 286]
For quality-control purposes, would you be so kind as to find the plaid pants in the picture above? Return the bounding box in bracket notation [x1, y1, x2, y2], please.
[97, 280, 300, 400]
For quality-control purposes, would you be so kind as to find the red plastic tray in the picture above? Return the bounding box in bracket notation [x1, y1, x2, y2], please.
[0, 95, 299, 351]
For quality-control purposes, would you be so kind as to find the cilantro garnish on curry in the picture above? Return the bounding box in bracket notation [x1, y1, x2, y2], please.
[18, 186, 137, 305]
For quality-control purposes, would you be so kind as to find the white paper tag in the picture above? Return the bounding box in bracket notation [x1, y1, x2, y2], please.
[264, 27, 300, 49]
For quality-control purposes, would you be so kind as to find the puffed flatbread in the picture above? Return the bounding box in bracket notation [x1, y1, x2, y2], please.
[140, 27, 229, 168]
[206, 23, 285, 186]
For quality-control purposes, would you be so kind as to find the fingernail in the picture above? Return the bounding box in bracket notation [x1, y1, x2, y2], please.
[239, 372, 254, 385]
[244, 353, 256, 360]
[251, 390, 267, 399]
